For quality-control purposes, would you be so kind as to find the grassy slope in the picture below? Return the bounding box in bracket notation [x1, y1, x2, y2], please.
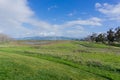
[0, 41, 120, 80]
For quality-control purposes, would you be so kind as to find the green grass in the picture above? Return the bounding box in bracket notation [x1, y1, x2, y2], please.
[0, 40, 120, 80]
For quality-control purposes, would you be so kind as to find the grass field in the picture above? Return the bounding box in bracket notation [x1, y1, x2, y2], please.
[0, 40, 120, 80]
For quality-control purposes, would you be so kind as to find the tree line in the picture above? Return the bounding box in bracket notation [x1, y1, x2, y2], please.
[83, 27, 120, 44]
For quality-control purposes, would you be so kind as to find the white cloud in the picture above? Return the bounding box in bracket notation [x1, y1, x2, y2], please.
[62, 17, 102, 27]
[48, 5, 57, 11]
[95, 3, 120, 21]
[0, 0, 34, 23]
[0, 0, 34, 37]
[53, 17, 102, 38]
[68, 10, 77, 16]
[65, 26, 89, 38]
[0, 0, 55, 37]
[0, 0, 102, 38]
[95, 3, 102, 8]
[68, 13, 74, 16]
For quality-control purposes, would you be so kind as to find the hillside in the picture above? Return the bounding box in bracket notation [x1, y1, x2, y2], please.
[0, 41, 120, 80]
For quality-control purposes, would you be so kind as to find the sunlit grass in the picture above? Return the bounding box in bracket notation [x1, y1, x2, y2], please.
[0, 40, 120, 80]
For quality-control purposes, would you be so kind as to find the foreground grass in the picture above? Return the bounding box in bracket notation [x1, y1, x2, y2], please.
[0, 52, 105, 80]
[0, 40, 120, 80]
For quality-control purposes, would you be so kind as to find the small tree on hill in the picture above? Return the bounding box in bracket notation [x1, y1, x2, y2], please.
[107, 29, 115, 44]
[90, 33, 97, 42]
[115, 27, 120, 42]
[95, 33, 106, 43]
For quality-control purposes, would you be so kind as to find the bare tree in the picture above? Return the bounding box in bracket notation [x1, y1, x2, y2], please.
[0, 33, 12, 43]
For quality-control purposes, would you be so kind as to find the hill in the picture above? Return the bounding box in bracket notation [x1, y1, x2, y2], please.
[0, 41, 120, 80]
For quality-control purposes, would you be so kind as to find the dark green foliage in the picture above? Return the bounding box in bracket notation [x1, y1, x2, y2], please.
[90, 33, 97, 42]
[85, 27, 120, 45]
[107, 29, 115, 44]
[115, 27, 120, 42]
[95, 33, 106, 43]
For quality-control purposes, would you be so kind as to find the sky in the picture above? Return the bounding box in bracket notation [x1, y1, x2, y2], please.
[0, 0, 120, 38]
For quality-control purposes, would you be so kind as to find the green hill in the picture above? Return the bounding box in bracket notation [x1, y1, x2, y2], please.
[0, 41, 120, 80]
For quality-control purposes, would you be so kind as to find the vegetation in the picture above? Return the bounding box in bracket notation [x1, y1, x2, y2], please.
[0, 40, 120, 80]
[85, 27, 120, 45]
[0, 33, 12, 43]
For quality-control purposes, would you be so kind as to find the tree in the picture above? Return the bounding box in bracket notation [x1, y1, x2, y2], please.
[90, 33, 97, 42]
[95, 33, 106, 43]
[0, 33, 12, 43]
[107, 29, 115, 44]
[83, 35, 91, 41]
[115, 27, 120, 42]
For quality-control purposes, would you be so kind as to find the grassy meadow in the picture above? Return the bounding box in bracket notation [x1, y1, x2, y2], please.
[0, 40, 120, 80]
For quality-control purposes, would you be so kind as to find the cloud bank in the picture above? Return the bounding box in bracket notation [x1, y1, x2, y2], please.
[0, 0, 102, 38]
[96, 3, 120, 21]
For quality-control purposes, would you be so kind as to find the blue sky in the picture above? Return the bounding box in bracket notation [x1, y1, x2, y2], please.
[0, 0, 120, 38]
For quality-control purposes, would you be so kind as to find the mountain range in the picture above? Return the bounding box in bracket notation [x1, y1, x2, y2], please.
[16, 36, 79, 40]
